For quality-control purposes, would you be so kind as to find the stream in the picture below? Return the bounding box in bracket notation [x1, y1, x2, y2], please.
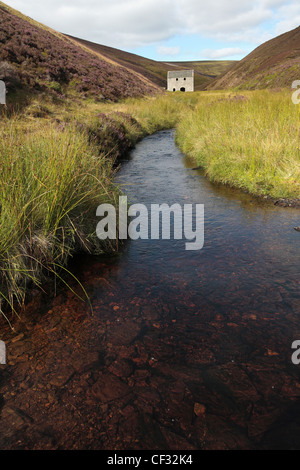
[0, 129, 299, 450]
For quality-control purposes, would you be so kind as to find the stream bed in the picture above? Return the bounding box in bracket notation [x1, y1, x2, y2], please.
[0, 129, 299, 450]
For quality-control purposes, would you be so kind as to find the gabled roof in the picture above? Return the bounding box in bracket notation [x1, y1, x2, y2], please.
[167, 70, 194, 79]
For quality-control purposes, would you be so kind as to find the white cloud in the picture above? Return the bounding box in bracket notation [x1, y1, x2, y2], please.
[178, 0, 271, 35]
[5, 0, 180, 47]
[273, 3, 300, 36]
[201, 47, 247, 59]
[4, 0, 300, 49]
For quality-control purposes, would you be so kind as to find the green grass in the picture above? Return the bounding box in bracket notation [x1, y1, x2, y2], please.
[174, 90, 300, 198]
[0, 115, 121, 320]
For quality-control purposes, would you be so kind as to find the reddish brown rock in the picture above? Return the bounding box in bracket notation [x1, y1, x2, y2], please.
[194, 403, 206, 417]
[91, 373, 131, 403]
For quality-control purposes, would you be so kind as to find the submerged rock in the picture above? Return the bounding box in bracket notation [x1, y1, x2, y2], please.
[194, 403, 206, 417]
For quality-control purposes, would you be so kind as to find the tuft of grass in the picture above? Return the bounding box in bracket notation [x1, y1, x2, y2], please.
[109, 95, 182, 134]
[0, 115, 121, 321]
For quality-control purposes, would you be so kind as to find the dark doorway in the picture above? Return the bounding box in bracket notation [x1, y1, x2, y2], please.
[180, 87, 186, 92]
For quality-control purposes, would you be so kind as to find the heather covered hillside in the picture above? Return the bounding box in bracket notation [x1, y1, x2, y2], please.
[209, 25, 300, 90]
[66, 34, 174, 89]
[0, 2, 158, 101]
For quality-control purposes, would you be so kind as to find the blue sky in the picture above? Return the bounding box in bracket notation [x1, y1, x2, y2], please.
[4, 0, 300, 61]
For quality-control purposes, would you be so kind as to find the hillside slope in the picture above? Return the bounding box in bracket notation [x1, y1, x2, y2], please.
[67, 35, 235, 91]
[169, 60, 235, 77]
[66, 35, 173, 89]
[0, 2, 158, 101]
[209, 26, 300, 90]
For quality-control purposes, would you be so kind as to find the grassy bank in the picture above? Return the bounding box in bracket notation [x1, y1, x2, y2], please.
[0, 117, 117, 322]
[174, 90, 300, 199]
[1, 88, 299, 323]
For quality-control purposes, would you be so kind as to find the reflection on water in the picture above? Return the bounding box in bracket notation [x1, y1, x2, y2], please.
[0, 130, 299, 450]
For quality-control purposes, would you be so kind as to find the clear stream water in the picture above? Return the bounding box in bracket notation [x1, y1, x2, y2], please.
[0, 129, 299, 450]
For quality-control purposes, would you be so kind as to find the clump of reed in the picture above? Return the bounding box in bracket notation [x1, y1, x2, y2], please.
[0, 116, 121, 323]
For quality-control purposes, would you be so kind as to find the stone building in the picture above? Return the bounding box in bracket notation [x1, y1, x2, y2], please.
[167, 70, 194, 92]
[0, 80, 6, 105]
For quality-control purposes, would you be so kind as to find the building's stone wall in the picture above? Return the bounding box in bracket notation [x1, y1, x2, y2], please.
[0, 81, 6, 105]
[167, 70, 194, 92]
